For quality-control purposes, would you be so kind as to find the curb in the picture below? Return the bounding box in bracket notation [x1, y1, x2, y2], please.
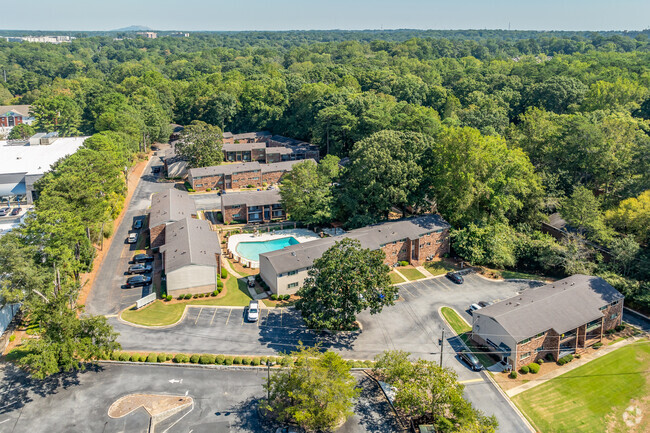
[482, 370, 536, 433]
[97, 360, 371, 372]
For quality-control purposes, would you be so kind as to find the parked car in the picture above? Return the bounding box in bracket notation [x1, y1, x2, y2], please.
[127, 232, 138, 243]
[478, 301, 490, 308]
[248, 300, 259, 322]
[247, 276, 256, 288]
[0, 208, 10, 216]
[127, 264, 152, 274]
[133, 219, 143, 230]
[446, 272, 464, 284]
[459, 350, 483, 371]
[469, 303, 482, 314]
[11, 207, 21, 216]
[133, 254, 154, 263]
[125, 275, 151, 288]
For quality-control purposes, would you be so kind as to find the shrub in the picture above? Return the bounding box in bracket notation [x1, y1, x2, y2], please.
[520, 365, 529, 374]
[193, 294, 199, 299]
[197, 293, 204, 298]
[217, 280, 223, 289]
[271, 294, 278, 301]
[509, 371, 518, 379]
[166, 354, 173, 361]
[178, 295, 185, 300]
[217, 287, 223, 294]
[206, 188, 211, 192]
[157, 354, 167, 363]
[255, 275, 262, 282]
[212, 290, 218, 296]
[399, 261, 409, 267]
[216, 355, 225, 364]
[174, 354, 189, 363]
[199, 354, 216, 364]
[251, 357, 260, 366]
[557, 358, 566, 366]
[139, 355, 147, 362]
[364, 360, 374, 368]
[224, 356, 233, 365]
[184, 294, 192, 300]
[233, 356, 242, 365]
[575, 354, 581, 359]
[190, 354, 200, 363]
[9, 335, 15, 342]
[111, 352, 120, 361]
[119, 353, 130, 362]
[281, 357, 294, 367]
[221, 269, 228, 279]
[241, 357, 251, 365]
[538, 358, 544, 364]
[528, 363, 540, 374]
[164, 295, 171, 302]
[605, 329, 616, 335]
[147, 353, 158, 363]
[615, 324, 625, 332]
[593, 342, 603, 349]
[130, 354, 140, 362]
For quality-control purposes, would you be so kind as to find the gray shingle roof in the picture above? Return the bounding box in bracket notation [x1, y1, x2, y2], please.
[475, 275, 624, 342]
[148, 188, 197, 228]
[261, 159, 315, 173]
[221, 189, 281, 207]
[161, 217, 221, 273]
[189, 162, 262, 178]
[260, 214, 450, 275]
[0, 105, 31, 117]
[222, 142, 267, 152]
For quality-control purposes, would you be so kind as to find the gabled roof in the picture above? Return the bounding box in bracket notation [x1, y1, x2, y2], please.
[221, 189, 281, 208]
[222, 142, 267, 152]
[260, 214, 450, 275]
[189, 162, 262, 178]
[0, 105, 31, 117]
[161, 217, 221, 273]
[261, 159, 314, 173]
[148, 188, 197, 228]
[475, 275, 624, 342]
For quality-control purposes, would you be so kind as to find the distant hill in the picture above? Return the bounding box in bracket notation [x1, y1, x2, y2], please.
[113, 25, 152, 32]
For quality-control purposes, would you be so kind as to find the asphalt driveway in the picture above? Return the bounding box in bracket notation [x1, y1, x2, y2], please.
[0, 363, 400, 433]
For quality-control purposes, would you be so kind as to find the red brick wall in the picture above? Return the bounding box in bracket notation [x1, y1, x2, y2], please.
[602, 301, 623, 331]
[150, 224, 166, 249]
[192, 174, 225, 192]
[413, 229, 450, 265]
[265, 153, 282, 163]
[261, 170, 288, 185]
[252, 148, 266, 162]
[230, 170, 262, 189]
[380, 241, 410, 265]
[223, 204, 247, 223]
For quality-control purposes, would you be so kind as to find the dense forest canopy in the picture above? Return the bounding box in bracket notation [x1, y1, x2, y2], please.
[1, 29, 649, 376]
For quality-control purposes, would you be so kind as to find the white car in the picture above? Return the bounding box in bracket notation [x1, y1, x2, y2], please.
[127, 232, 138, 244]
[248, 300, 259, 322]
[469, 303, 482, 314]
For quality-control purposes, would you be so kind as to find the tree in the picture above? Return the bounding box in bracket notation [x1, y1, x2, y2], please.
[263, 346, 359, 431]
[279, 156, 340, 225]
[295, 238, 396, 330]
[451, 223, 517, 268]
[7, 123, 35, 139]
[525, 76, 587, 114]
[374, 350, 498, 432]
[609, 237, 640, 277]
[31, 95, 82, 136]
[313, 104, 358, 156]
[338, 130, 432, 227]
[560, 186, 613, 244]
[175, 121, 223, 168]
[605, 190, 650, 244]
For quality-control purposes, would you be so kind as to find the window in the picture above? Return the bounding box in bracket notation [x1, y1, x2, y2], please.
[217, 181, 223, 185]
[520, 352, 531, 360]
[251, 177, 259, 180]
[288, 270, 298, 276]
[436, 239, 444, 244]
[519, 337, 531, 345]
[610, 313, 618, 320]
[534, 332, 544, 339]
[196, 184, 203, 188]
[535, 347, 544, 353]
[599, 305, 607, 311]
[288, 282, 298, 289]
[232, 214, 240, 218]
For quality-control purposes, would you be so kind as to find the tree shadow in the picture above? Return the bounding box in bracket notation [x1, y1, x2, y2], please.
[257, 308, 360, 354]
[0, 363, 103, 415]
[349, 375, 403, 433]
[227, 396, 275, 433]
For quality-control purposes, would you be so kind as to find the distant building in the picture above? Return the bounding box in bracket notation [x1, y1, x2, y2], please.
[471, 275, 624, 369]
[169, 32, 190, 38]
[220, 190, 285, 224]
[0, 105, 35, 135]
[0, 134, 87, 203]
[136, 32, 157, 39]
[4, 36, 74, 44]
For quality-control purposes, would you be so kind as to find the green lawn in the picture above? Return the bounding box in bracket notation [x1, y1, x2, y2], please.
[513, 341, 650, 433]
[499, 270, 548, 281]
[399, 267, 426, 281]
[389, 271, 405, 284]
[121, 277, 253, 326]
[440, 306, 471, 334]
[424, 260, 458, 276]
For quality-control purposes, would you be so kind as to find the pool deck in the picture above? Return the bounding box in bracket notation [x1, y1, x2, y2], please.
[227, 228, 321, 268]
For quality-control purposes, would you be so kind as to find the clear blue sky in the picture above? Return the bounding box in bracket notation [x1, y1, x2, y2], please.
[0, 0, 648, 31]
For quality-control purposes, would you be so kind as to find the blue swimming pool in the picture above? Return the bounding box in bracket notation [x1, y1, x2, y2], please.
[236, 236, 300, 262]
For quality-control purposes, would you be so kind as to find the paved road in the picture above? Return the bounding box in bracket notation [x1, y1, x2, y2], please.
[86, 150, 176, 315]
[112, 274, 535, 432]
[191, 191, 223, 211]
[0, 363, 399, 433]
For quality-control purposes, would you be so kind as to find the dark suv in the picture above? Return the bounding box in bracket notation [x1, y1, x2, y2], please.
[133, 219, 143, 230]
[459, 350, 482, 371]
[127, 264, 152, 274]
[125, 275, 151, 288]
[446, 272, 464, 284]
[133, 254, 154, 263]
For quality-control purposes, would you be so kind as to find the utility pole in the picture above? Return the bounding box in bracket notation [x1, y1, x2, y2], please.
[440, 329, 445, 367]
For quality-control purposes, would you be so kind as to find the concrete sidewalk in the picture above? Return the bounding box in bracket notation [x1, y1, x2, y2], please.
[506, 336, 642, 397]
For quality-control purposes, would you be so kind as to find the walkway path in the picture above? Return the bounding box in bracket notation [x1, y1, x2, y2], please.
[392, 268, 408, 282]
[506, 336, 642, 397]
[417, 265, 434, 278]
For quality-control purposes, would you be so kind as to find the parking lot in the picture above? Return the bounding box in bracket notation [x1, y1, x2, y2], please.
[0, 363, 400, 433]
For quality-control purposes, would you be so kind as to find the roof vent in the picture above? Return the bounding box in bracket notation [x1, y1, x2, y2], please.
[291, 252, 296, 256]
[515, 302, 520, 306]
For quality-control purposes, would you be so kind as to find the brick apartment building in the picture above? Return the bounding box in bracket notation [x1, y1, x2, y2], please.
[220, 190, 285, 224]
[148, 188, 197, 249]
[187, 160, 312, 192]
[471, 275, 624, 370]
[222, 133, 319, 163]
[259, 214, 450, 295]
[222, 131, 271, 144]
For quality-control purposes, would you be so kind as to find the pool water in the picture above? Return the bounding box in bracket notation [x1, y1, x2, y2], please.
[236, 236, 300, 262]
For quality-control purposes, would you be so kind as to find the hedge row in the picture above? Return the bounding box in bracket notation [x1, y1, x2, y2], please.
[175, 289, 222, 301]
[102, 352, 374, 368]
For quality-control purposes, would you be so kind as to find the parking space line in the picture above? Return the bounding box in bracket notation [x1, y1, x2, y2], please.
[194, 308, 203, 324]
[399, 285, 415, 298]
[209, 308, 217, 325]
[459, 378, 484, 384]
[225, 308, 233, 325]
